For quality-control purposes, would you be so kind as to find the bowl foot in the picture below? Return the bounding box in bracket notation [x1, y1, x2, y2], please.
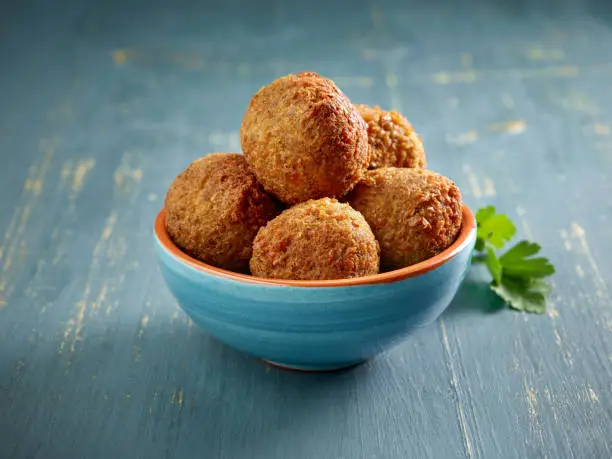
[263, 359, 366, 372]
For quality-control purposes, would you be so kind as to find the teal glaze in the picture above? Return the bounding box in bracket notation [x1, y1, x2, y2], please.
[154, 223, 476, 371]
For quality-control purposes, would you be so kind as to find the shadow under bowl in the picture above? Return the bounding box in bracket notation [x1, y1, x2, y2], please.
[153, 205, 476, 371]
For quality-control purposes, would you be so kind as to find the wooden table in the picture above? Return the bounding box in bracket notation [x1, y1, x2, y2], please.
[1, 1, 611, 457]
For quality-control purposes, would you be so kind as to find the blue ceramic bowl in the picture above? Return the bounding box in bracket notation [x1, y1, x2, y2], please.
[154, 205, 476, 371]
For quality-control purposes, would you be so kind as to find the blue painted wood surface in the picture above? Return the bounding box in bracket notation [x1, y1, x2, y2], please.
[1, 0, 611, 457]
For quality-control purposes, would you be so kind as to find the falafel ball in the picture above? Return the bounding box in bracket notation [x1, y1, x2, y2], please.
[165, 153, 282, 273]
[240, 72, 370, 204]
[250, 198, 380, 280]
[348, 168, 462, 270]
[356, 104, 426, 169]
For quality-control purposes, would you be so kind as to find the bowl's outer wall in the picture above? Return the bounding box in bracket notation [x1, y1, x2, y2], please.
[154, 228, 476, 367]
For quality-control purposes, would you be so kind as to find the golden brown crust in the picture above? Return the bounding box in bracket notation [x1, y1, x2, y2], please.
[250, 198, 380, 280]
[356, 104, 426, 169]
[348, 168, 462, 270]
[165, 153, 282, 272]
[240, 72, 370, 204]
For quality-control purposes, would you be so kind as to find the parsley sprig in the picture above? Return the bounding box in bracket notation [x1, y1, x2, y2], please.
[474, 206, 555, 314]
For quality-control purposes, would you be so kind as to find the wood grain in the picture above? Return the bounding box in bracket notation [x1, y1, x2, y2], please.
[1, 0, 611, 458]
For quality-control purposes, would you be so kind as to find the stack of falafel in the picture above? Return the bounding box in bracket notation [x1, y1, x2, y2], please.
[165, 72, 463, 281]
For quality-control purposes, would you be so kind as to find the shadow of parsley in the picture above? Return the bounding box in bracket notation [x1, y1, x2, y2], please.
[443, 265, 506, 317]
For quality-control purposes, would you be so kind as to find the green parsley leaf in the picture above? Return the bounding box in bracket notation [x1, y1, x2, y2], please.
[475, 206, 516, 250]
[473, 205, 555, 314]
[490, 277, 551, 314]
[475, 206, 496, 224]
[499, 240, 540, 261]
[499, 241, 555, 278]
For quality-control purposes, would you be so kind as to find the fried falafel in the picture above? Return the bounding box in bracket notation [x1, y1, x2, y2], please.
[357, 104, 426, 169]
[250, 198, 380, 280]
[240, 72, 370, 204]
[165, 153, 282, 272]
[348, 168, 462, 270]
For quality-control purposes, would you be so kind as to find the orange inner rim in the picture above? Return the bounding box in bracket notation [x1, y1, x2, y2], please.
[154, 204, 475, 287]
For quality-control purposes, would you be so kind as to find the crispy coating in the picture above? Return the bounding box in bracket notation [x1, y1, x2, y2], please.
[356, 104, 426, 169]
[240, 72, 370, 204]
[348, 168, 462, 270]
[165, 153, 282, 272]
[250, 198, 380, 280]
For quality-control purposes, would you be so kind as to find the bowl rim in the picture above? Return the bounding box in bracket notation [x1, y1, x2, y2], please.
[154, 204, 476, 288]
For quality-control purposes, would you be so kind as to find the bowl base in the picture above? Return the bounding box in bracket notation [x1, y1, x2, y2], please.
[263, 359, 366, 372]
